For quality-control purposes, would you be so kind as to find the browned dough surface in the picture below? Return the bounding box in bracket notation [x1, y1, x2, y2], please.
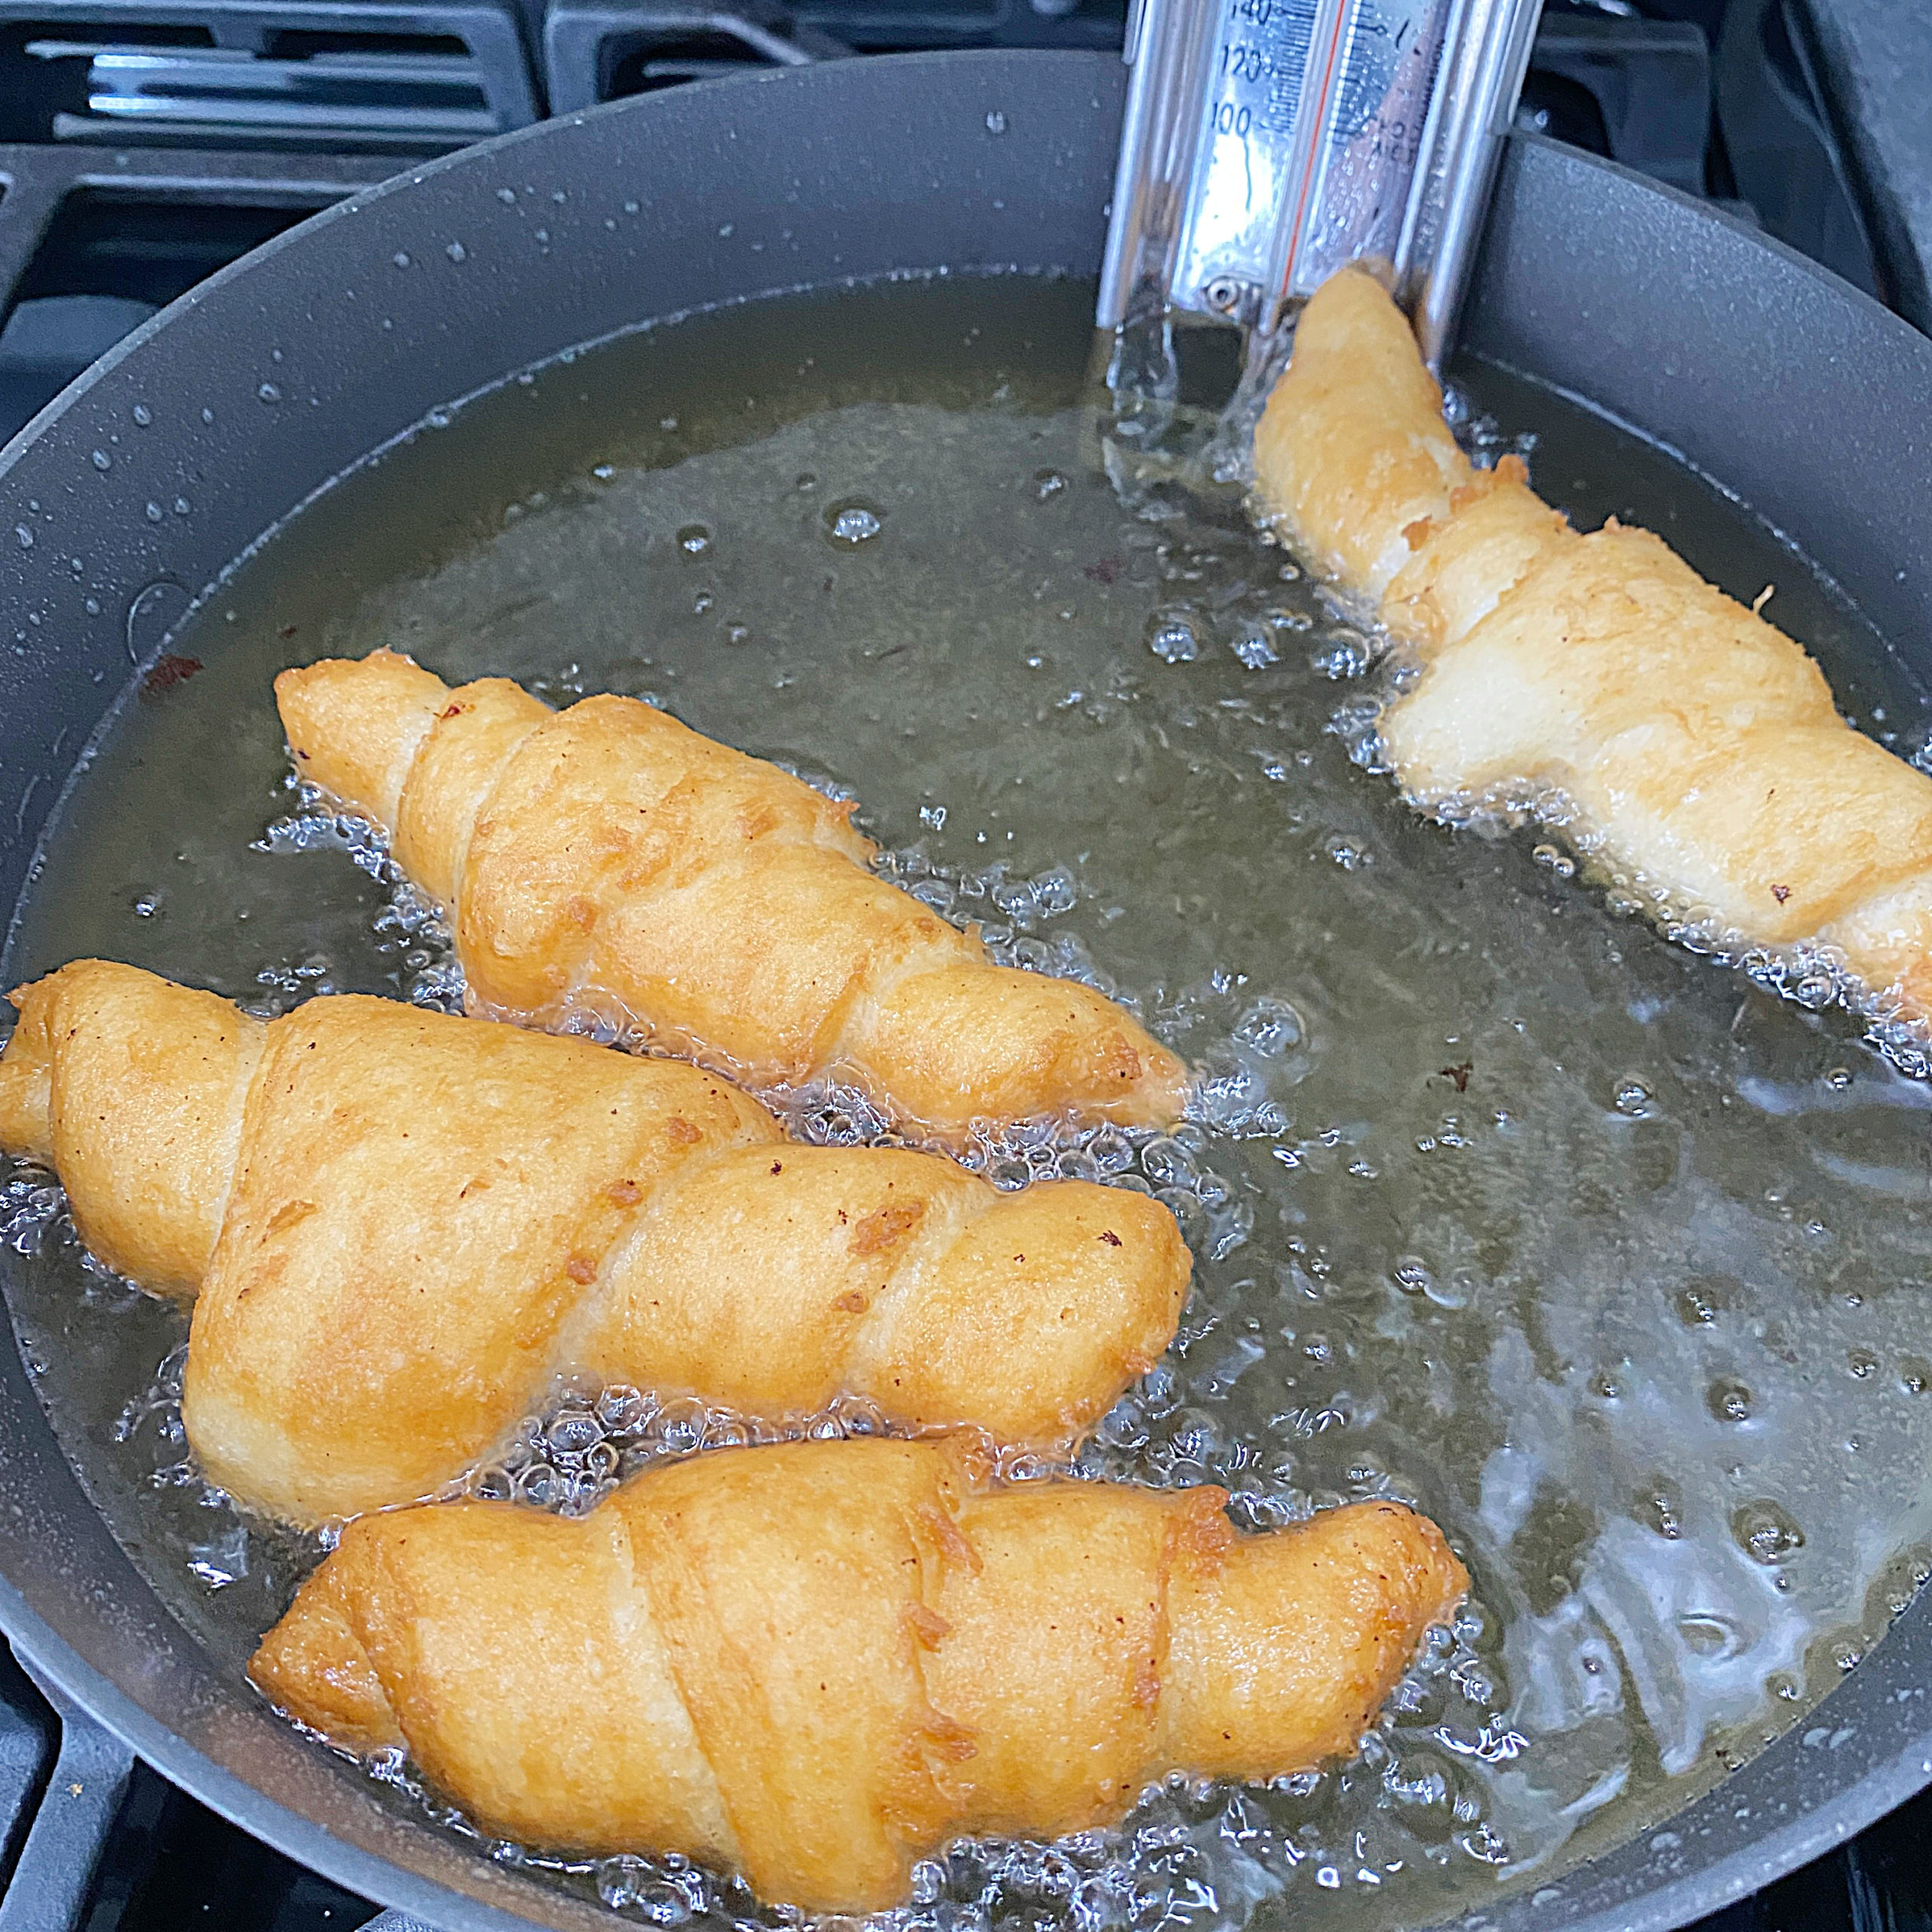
[1254, 266, 1932, 1024]
[0, 962, 1190, 1522]
[251, 1435, 1467, 1912]
[275, 654, 1189, 1135]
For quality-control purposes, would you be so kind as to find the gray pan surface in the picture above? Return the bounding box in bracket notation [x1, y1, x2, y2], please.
[2, 46, 1931, 1932]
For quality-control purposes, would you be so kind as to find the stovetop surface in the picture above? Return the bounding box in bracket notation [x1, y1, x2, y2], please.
[3, 1, 1932, 1927]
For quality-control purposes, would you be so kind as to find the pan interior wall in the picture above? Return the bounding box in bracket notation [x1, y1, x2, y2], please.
[6, 270, 1932, 1932]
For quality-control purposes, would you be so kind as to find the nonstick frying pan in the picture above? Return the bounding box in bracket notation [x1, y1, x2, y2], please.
[3, 45, 1932, 1932]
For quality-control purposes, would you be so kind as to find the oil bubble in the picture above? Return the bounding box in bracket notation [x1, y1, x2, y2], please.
[1392, 1256, 1434, 1297]
[1641, 1481, 1684, 1540]
[1675, 1613, 1746, 1660]
[1675, 1281, 1723, 1327]
[1733, 1500, 1805, 1565]
[1232, 996, 1303, 1057]
[1613, 1078, 1652, 1116]
[824, 499, 884, 546]
[1311, 627, 1371, 678]
[1706, 1377, 1754, 1424]
[1229, 624, 1278, 669]
[1145, 606, 1205, 663]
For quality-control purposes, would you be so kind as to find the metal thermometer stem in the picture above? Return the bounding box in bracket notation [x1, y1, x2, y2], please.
[1100, 0, 1546, 368]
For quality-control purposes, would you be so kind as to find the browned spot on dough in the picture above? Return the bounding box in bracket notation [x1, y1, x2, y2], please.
[1772, 884, 1791, 904]
[607, 1179, 642, 1206]
[850, 1199, 924, 1257]
[916, 1502, 982, 1576]
[771, 1160, 784, 1175]
[1496, 454, 1530, 485]
[1132, 1655, 1161, 1711]
[565, 1254, 598, 1284]
[1401, 515, 1433, 551]
[834, 1289, 869, 1315]
[564, 895, 598, 931]
[1099, 1229, 1122, 1247]
[922, 1712, 978, 1763]
[666, 1117, 702, 1146]
[1171, 1494, 1235, 1571]
[906, 1602, 951, 1647]
[265, 1198, 316, 1236]
[439, 702, 469, 720]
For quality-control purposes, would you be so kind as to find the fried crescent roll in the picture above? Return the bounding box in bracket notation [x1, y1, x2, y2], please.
[0, 961, 1189, 1524]
[270, 654, 1188, 1136]
[251, 1435, 1467, 1912]
[1254, 266, 1932, 1024]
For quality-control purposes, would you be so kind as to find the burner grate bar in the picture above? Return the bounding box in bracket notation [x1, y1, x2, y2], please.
[0, 1656, 129, 1932]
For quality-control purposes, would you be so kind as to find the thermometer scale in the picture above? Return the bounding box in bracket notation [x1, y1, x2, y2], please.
[1100, 0, 1544, 367]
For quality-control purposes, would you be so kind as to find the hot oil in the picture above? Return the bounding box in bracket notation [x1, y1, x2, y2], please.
[7, 272, 1932, 1930]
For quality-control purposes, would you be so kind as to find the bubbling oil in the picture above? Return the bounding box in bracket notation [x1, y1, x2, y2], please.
[6, 274, 1932, 1931]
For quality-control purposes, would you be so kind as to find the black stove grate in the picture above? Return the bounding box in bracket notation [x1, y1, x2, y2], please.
[4, 3, 1932, 1928]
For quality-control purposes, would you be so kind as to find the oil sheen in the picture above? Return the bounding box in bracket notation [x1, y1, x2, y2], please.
[6, 274, 1932, 1932]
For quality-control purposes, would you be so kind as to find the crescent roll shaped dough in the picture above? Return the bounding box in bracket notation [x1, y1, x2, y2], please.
[0, 961, 1189, 1524]
[272, 654, 1189, 1136]
[251, 1435, 1467, 1912]
[1254, 266, 1932, 1024]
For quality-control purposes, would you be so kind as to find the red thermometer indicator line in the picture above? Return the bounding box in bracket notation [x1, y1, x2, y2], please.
[1279, 0, 1352, 300]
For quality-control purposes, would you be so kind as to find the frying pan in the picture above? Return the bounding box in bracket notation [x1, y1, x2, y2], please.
[2, 45, 1931, 1932]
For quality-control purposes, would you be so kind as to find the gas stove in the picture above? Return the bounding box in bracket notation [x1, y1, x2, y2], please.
[2, 2, 1930, 1927]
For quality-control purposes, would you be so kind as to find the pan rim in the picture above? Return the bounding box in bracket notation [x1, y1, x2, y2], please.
[2, 48, 1932, 1932]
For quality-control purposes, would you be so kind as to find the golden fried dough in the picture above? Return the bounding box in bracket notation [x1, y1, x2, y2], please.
[251, 1436, 1466, 1912]
[0, 962, 1189, 1524]
[273, 656, 1189, 1135]
[1254, 266, 1932, 1023]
